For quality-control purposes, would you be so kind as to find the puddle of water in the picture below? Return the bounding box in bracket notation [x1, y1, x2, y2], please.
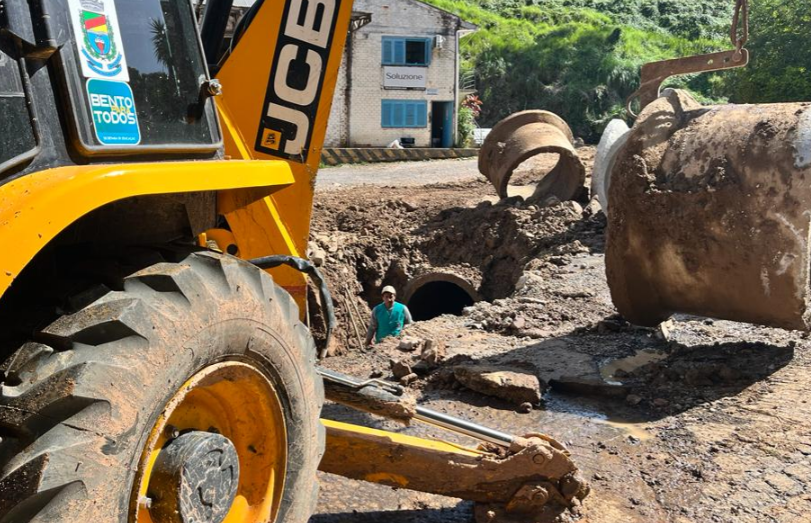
[599, 419, 653, 441]
[545, 393, 654, 441]
[600, 349, 667, 384]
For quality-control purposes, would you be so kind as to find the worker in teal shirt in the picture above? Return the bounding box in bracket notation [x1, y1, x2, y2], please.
[365, 285, 413, 346]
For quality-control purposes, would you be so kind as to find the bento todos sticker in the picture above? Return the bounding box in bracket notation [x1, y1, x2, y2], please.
[68, 0, 129, 81]
[86, 79, 141, 145]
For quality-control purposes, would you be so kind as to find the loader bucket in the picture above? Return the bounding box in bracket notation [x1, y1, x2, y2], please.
[606, 89, 811, 331]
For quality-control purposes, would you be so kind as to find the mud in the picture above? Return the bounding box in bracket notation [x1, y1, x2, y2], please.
[310, 150, 811, 523]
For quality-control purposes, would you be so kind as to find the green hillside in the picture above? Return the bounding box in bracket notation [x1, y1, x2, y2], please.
[428, 0, 809, 142]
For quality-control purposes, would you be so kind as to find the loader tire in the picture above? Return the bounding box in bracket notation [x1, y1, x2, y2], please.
[0, 251, 324, 522]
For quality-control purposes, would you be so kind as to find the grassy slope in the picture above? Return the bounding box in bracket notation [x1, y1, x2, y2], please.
[427, 0, 735, 140]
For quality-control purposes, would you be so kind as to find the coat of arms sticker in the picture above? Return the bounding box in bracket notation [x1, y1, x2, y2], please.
[68, 0, 130, 82]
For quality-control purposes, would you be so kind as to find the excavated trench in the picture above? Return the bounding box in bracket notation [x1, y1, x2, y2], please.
[309, 165, 600, 353]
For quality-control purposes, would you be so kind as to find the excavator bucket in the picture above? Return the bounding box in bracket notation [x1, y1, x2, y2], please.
[604, 89, 811, 330]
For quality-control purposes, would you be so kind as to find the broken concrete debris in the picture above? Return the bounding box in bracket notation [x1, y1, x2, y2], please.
[398, 336, 422, 352]
[453, 365, 544, 406]
[390, 359, 413, 379]
[420, 338, 445, 364]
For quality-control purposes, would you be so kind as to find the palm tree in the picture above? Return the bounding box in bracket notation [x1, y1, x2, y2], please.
[149, 18, 180, 96]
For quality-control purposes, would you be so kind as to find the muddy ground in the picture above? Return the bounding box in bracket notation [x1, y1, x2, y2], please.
[309, 152, 811, 523]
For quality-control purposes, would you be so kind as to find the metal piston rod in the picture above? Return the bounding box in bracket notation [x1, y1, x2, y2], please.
[318, 367, 515, 446]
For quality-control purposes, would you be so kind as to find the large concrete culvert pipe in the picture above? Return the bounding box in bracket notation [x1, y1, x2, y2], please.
[403, 272, 480, 321]
[606, 89, 811, 331]
[479, 110, 586, 202]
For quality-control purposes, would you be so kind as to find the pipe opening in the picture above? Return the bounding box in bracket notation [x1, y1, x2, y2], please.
[406, 280, 476, 321]
[507, 152, 562, 199]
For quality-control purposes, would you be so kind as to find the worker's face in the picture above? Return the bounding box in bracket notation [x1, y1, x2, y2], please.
[382, 292, 395, 307]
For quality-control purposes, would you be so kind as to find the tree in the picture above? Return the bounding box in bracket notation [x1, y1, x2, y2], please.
[730, 0, 811, 103]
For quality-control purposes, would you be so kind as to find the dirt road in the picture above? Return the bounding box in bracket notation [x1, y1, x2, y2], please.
[309, 152, 811, 523]
[317, 157, 480, 190]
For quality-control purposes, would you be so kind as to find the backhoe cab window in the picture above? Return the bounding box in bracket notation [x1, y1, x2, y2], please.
[68, 0, 216, 149]
[0, 48, 36, 166]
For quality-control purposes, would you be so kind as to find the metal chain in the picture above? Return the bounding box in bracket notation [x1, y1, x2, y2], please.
[731, 0, 750, 61]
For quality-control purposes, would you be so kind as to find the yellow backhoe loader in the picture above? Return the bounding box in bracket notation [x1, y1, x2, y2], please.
[0, 1, 587, 522]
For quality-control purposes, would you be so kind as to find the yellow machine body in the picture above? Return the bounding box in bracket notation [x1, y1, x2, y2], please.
[0, 0, 586, 521]
[0, 160, 293, 299]
[216, 0, 353, 309]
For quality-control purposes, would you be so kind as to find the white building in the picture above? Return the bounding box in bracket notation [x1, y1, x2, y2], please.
[325, 0, 475, 148]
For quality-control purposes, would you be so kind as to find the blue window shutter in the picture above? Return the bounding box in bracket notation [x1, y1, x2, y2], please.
[405, 103, 416, 126]
[393, 102, 405, 126]
[417, 101, 427, 127]
[382, 38, 393, 64]
[424, 38, 432, 65]
[394, 39, 406, 65]
[381, 101, 392, 127]
[383, 100, 427, 127]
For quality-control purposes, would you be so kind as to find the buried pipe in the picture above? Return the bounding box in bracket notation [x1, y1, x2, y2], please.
[606, 89, 811, 331]
[403, 272, 480, 321]
[479, 110, 586, 202]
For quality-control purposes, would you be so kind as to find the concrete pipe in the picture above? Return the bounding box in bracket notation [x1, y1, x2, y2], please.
[403, 271, 480, 321]
[606, 89, 811, 330]
[592, 118, 630, 215]
[479, 110, 586, 201]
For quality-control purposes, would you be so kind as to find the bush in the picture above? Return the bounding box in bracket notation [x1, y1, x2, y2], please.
[457, 106, 476, 147]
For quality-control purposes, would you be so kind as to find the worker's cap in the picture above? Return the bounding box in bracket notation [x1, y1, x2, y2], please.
[381, 285, 397, 296]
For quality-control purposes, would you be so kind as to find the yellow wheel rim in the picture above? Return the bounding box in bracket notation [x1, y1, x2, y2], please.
[131, 361, 287, 523]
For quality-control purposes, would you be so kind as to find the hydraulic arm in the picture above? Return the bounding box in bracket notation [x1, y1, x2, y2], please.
[317, 369, 590, 522]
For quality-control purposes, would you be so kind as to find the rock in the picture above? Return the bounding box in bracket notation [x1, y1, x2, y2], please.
[390, 359, 413, 379]
[549, 376, 630, 398]
[512, 316, 527, 330]
[517, 328, 553, 339]
[541, 195, 561, 208]
[307, 241, 327, 267]
[516, 297, 546, 305]
[656, 319, 675, 341]
[453, 365, 544, 405]
[652, 398, 670, 408]
[584, 198, 603, 217]
[518, 402, 533, 413]
[400, 373, 419, 386]
[400, 200, 418, 212]
[625, 394, 642, 406]
[397, 336, 422, 352]
[549, 256, 569, 267]
[763, 473, 803, 496]
[420, 339, 445, 364]
[563, 201, 583, 216]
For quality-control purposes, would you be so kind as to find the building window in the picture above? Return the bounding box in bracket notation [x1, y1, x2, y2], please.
[381, 100, 428, 128]
[382, 37, 432, 66]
